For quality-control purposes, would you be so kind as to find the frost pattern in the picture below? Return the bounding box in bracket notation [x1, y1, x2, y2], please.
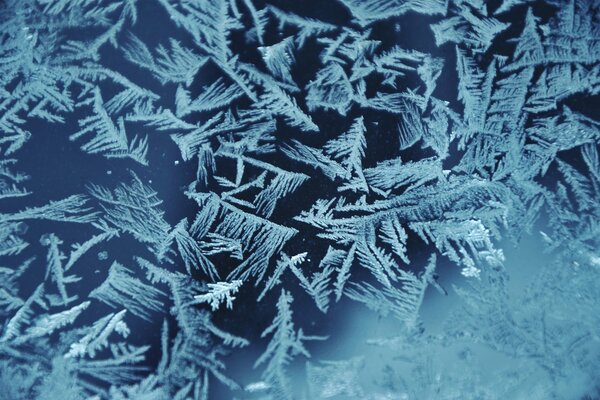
[0, 0, 599, 399]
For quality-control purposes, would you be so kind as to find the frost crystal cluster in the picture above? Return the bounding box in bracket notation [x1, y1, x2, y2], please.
[0, 0, 599, 399]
